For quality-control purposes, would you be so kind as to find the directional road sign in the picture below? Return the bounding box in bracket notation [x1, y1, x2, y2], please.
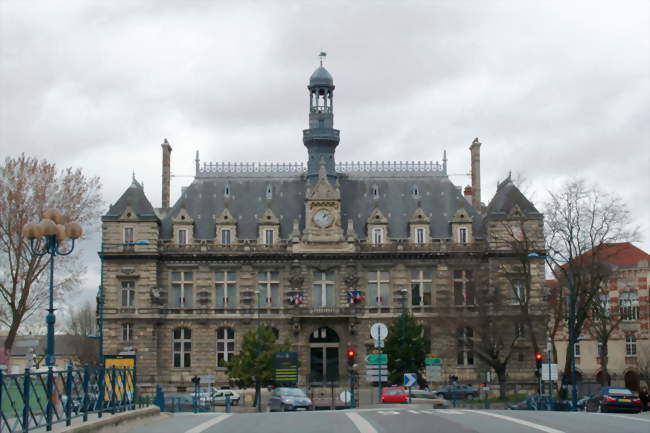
[404, 373, 417, 387]
[198, 375, 215, 384]
[366, 366, 388, 376]
[425, 357, 442, 366]
[541, 363, 558, 381]
[365, 354, 388, 365]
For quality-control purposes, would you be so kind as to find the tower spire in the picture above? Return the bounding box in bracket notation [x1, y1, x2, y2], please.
[319, 51, 327, 67]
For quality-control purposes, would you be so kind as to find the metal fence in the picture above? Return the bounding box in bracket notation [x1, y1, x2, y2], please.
[1, 365, 137, 433]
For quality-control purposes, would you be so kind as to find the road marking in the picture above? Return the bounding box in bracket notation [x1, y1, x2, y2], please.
[346, 412, 379, 433]
[434, 409, 464, 414]
[183, 414, 232, 433]
[595, 413, 650, 423]
[465, 410, 565, 433]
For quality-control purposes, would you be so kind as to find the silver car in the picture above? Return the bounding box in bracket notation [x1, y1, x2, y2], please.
[268, 387, 313, 412]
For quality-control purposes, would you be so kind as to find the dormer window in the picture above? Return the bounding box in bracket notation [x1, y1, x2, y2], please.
[264, 229, 274, 246]
[221, 228, 231, 245]
[416, 227, 425, 244]
[124, 227, 134, 243]
[372, 227, 383, 244]
[459, 227, 468, 244]
[266, 184, 273, 200]
[224, 183, 231, 198]
[178, 229, 188, 246]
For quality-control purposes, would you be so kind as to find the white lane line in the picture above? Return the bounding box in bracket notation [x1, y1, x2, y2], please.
[595, 413, 650, 423]
[464, 410, 565, 433]
[183, 414, 232, 433]
[346, 412, 379, 433]
[434, 409, 464, 414]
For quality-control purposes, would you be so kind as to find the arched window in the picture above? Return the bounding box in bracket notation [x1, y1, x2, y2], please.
[173, 328, 191, 368]
[216, 327, 235, 368]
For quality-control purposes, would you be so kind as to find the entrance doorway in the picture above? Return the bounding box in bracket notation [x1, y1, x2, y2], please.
[309, 327, 339, 384]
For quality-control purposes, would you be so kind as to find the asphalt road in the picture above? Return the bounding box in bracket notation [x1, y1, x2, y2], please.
[125, 406, 650, 433]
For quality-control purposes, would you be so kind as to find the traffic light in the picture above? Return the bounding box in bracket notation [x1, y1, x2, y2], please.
[534, 352, 543, 370]
[191, 376, 200, 385]
[347, 349, 356, 369]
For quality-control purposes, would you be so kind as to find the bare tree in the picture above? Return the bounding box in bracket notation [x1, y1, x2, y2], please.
[0, 154, 102, 357]
[639, 347, 650, 389]
[544, 179, 638, 382]
[63, 301, 98, 366]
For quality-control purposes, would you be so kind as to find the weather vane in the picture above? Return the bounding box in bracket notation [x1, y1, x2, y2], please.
[319, 51, 327, 66]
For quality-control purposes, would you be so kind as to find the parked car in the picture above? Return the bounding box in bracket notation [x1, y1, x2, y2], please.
[381, 386, 409, 404]
[431, 384, 479, 400]
[585, 387, 642, 413]
[268, 387, 313, 412]
[211, 389, 240, 406]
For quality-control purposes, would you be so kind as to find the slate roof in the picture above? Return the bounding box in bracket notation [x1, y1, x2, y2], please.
[485, 176, 540, 217]
[309, 66, 334, 87]
[159, 172, 484, 241]
[102, 178, 159, 222]
[0, 335, 81, 356]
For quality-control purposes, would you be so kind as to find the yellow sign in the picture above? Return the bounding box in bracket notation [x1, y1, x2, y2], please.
[104, 356, 135, 401]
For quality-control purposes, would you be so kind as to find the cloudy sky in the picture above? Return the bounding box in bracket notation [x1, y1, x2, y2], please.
[1, 0, 648, 305]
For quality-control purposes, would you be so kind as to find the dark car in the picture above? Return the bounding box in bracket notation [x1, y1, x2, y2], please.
[431, 384, 479, 400]
[268, 387, 313, 412]
[585, 387, 642, 413]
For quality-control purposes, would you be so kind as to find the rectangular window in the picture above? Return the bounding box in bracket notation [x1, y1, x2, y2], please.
[453, 270, 475, 306]
[625, 335, 637, 356]
[258, 271, 280, 307]
[372, 228, 383, 245]
[459, 227, 468, 244]
[620, 292, 640, 320]
[221, 228, 231, 245]
[178, 229, 188, 245]
[121, 281, 135, 307]
[121, 323, 133, 342]
[216, 271, 237, 307]
[415, 228, 425, 244]
[173, 328, 191, 368]
[264, 229, 274, 246]
[216, 327, 235, 368]
[457, 327, 474, 366]
[410, 270, 432, 306]
[512, 280, 526, 305]
[313, 270, 336, 307]
[124, 227, 134, 243]
[367, 271, 390, 306]
[171, 271, 193, 307]
[514, 322, 525, 338]
[574, 343, 580, 357]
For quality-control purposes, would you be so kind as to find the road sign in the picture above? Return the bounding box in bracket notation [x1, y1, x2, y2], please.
[339, 391, 351, 404]
[365, 375, 388, 382]
[404, 373, 417, 387]
[425, 365, 442, 380]
[541, 363, 558, 381]
[273, 351, 299, 383]
[366, 367, 388, 376]
[370, 323, 388, 341]
[425, 357, 442, 366]
[198, 375, 215, 384]
[365, 354, 388, 365]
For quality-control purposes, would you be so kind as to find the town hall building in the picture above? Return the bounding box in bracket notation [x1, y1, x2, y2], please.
[100, 58, 547, 394]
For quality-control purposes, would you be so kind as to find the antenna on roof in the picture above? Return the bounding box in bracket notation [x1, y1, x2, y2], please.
[319, 51, 327, 66]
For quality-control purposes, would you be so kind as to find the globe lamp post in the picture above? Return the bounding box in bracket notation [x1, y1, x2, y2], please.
[22, 208, 82, 367]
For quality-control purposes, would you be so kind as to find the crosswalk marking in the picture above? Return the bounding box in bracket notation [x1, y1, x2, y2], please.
[183, 414, 232, 433]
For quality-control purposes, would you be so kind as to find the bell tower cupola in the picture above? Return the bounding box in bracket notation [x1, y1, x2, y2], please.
[303, 51, 340, 182]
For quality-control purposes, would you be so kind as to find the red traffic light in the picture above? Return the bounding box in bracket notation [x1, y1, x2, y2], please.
[534, 352, 543, 361]
[347, 349, 356, 359]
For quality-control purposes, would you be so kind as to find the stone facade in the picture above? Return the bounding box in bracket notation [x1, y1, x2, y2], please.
[100, 61, 547, 394]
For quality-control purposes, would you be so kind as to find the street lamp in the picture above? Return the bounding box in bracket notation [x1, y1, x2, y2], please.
[254, 289, 262, 412]
[22, 208, 83, 367]
[399, 287, 408, 378]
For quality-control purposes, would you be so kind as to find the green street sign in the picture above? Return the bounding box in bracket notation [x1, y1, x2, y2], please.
[425, 357, 442, 365]
[365, 354, 388, 365]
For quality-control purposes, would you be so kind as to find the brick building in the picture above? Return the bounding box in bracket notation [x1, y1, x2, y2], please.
[100, 60, 546, 394]
[554, 243, 650, 391]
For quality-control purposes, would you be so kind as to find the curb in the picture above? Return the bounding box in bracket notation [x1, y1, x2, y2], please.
[59, 406, 161, 433]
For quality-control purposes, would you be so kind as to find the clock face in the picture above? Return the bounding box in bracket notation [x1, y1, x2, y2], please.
[313, 209, 334, 228]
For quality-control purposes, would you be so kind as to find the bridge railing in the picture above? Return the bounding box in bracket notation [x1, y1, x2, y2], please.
[0, 365, 136, 433]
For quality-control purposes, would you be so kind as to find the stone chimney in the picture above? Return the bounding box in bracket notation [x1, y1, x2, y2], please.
[161, 138, 172, 209]
[469, 137, 481, 209]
